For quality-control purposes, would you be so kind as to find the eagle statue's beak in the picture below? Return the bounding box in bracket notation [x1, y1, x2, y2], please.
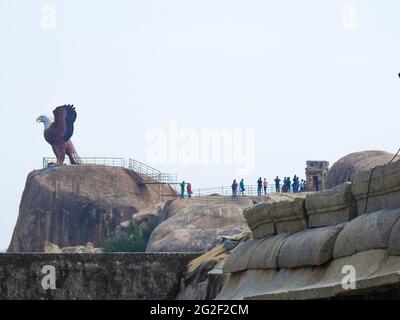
[36, 116, 41, 123]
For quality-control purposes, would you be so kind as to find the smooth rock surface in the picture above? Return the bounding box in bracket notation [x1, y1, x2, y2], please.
[223, 239, 264, 273]
[247, 233, 289, 270]
[278, 225, 343, 268]
[387, 218, 400, 256]
[333, 209, 400, 258]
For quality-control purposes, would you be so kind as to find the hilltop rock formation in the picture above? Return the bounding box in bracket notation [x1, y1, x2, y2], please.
[8, 165, 175, 252]
[325, 150, 399, 189]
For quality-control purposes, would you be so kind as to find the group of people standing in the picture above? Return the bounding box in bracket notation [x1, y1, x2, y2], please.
[231, 178, 269, 197]
[180, 175, 307, 200]
[180, 181, 193, 199]
[274, 175, 306, 193]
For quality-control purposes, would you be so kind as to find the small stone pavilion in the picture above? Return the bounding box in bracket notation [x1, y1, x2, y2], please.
[305, 161, 329, 192]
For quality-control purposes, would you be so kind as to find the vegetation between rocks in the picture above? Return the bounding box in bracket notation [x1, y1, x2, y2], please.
[101, 221, 155, 252]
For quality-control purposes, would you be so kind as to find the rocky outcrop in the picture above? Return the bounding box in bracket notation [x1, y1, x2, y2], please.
[8, 165, 175, 252]
[146, 197, 253, 253]
[214, 159, 400, 300]
[325, 150, 399, 189]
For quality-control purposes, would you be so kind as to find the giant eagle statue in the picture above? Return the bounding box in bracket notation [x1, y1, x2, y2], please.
[37, 104, 81, 166]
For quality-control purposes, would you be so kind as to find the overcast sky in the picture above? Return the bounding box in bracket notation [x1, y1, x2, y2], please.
[1, 0, 400, 249]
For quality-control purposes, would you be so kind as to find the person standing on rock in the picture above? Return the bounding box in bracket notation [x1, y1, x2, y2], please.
[282, 177, 287, 192]
[274, 176, 281, 193]
[180, 181, 186, 199]
[300, 179, 305, 192]
[286, 177, 291, 192]
[239, 178, 245, 196]
[231, 179, 238, 198]
[257, 177, 263, 196]
[293, 175, 299, 192]
[186, 183, 192, 198]
[263, 178, 268, 195]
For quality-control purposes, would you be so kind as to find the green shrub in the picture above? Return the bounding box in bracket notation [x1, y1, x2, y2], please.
[101, 221, 155, 252]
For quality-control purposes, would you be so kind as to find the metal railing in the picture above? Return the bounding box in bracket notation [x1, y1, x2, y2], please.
[42, 156, 304, 203]
[186, 184, 276, 197]
[174, 183, 308, 198]
[128, 158, 160, 178]
[157, 173, 178, 184]
[42, 156, 178, 185]
[43, 157, 128, 168]
[128, 159, 177, 184]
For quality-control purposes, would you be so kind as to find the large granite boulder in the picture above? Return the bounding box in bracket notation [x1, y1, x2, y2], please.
[146, 197, 253, 252]
[8, 165, 175, 252]
[325, 150, 399, 189]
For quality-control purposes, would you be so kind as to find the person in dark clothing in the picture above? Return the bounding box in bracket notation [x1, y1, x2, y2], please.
[286, 177, 291, 192]
[257, 177, 263, 196]
[274, 176, 281, 193]
[293, 175, 299, 193]
[300, 179, 305, 192]
[232, 179, 238, 198]
[180, 181, 186, 199]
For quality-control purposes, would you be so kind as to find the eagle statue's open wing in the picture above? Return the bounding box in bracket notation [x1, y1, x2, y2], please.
[50, 104, 77, 141]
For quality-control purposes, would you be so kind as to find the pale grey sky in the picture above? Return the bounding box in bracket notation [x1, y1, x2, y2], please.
[1, 0, 400, 249]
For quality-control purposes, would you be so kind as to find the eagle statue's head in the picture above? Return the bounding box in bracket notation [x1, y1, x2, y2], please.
[36, 115, 52, 129]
